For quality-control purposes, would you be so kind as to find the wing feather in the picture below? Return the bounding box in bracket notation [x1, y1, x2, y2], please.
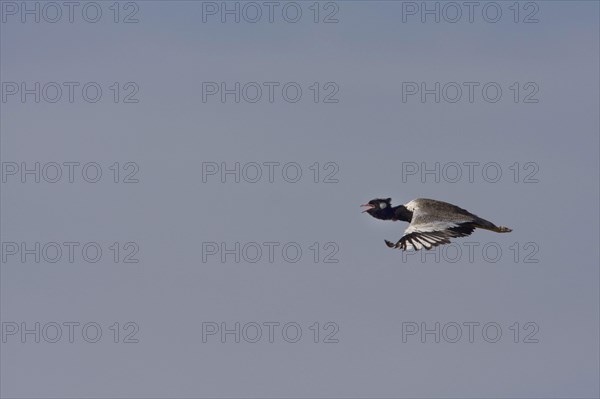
[388, 200, 478, 251]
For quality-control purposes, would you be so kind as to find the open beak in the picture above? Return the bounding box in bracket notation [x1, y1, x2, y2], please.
[360, 203, 375, 213]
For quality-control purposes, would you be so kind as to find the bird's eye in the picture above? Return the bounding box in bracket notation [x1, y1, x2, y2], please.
[379, 202, 387, 209]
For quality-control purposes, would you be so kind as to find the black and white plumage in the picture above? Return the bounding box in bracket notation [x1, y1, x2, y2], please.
[361, 198, 512, 251]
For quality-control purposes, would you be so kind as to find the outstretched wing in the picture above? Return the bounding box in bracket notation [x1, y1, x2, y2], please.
[386, 222, 475, 250]
[388, 199, 479, 251]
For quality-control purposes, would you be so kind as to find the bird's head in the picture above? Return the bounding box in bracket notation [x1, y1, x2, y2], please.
[361, 198, 393, 219]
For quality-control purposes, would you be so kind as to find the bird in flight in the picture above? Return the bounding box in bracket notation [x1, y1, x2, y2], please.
[361, 198, 512, 251]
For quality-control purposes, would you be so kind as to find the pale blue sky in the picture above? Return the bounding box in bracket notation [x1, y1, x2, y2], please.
[1, 1, 599, 398]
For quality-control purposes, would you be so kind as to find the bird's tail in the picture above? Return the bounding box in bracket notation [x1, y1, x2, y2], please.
[490, 226, 512, 233]
[474, 218, 512, 233]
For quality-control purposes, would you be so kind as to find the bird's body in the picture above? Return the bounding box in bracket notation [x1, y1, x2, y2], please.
[361, 198, 512, 251]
